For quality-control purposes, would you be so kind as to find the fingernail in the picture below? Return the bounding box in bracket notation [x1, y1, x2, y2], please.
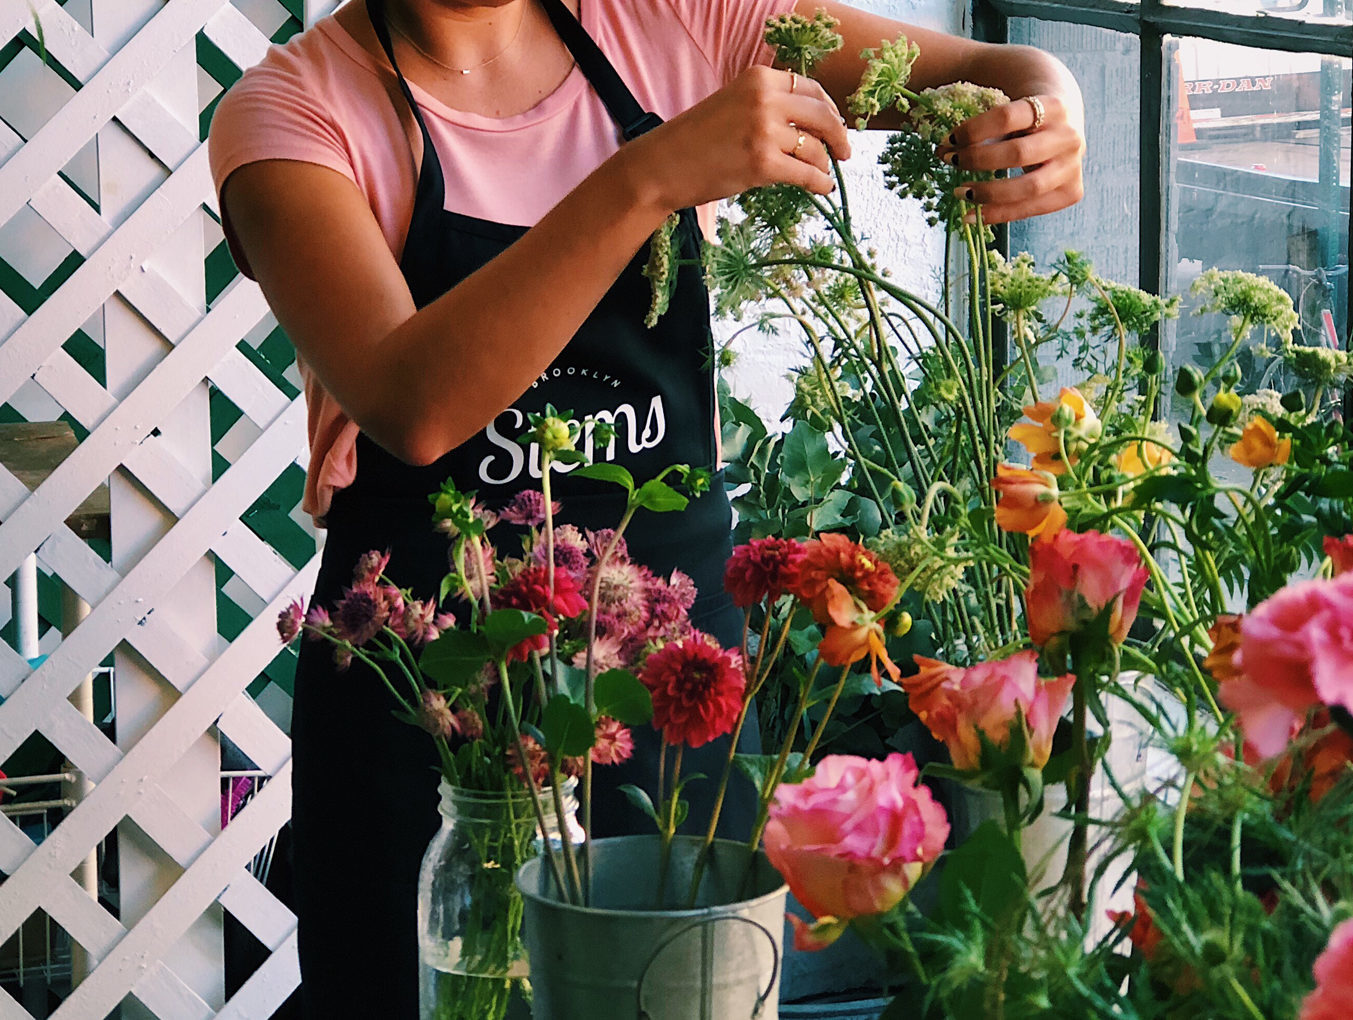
[964, 187, 975, 201]
[946, 132, 957, 146]
[942, 152, 957, 166]
[961, 212, 976, 225]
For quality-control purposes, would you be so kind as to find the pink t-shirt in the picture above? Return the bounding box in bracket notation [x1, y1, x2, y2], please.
[208, 0, 793, 524]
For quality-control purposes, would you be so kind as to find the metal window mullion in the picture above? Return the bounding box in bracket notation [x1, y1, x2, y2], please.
[985, 0, 1352, 55]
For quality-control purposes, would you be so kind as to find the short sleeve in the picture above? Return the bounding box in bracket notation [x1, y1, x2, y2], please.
[661, 0, 800, 84]
[207, 49, 356, 278]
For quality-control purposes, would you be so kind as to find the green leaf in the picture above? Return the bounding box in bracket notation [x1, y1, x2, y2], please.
[619, 784, 660, 826]
[540, 696, 595, 756]
[552, 448, 589, 466]
[483, 609, 548, 651]
[594, 669, 653, 725]
[782, 421, 845, 502]
[1316, 469, 1353, 498]
[810, 488, 858, 531]
[438, 572, 458, 607]
[572, 463, 635, 492]
[419, 630, 491, 688]
[940, 820, 1027, 928]
[634, 479, 689, 513]
[733, 753, 807, 794]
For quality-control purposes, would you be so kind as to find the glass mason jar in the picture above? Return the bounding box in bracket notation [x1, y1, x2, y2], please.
[417, 779, 582, 1020]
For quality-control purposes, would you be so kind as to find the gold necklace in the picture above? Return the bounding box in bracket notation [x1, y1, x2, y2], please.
[389, 6, 527, 76]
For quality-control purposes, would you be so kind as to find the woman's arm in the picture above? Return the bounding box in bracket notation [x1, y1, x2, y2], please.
[803, 0, 1085, 225]
[223, 67, 850, 466]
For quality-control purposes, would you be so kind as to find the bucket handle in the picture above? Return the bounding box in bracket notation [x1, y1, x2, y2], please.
[635, 913, 781, 1020]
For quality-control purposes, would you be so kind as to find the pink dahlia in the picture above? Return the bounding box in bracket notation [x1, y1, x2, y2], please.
[639, 634, 745, 748]
[724, 538, 809, 608]
[591, 717, 635, 765]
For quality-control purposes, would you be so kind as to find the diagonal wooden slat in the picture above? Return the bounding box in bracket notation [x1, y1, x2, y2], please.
[215, 930, 299, 1020]
[0, 396, 306, 764]
[0, 0, 226, 227]
[0, 554, 318, 945]
[0, 280, 270, 580]
[53, 760, 293, 1020]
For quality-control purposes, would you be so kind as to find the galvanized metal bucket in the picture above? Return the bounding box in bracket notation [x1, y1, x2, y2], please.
[516, 834, 788, 1020]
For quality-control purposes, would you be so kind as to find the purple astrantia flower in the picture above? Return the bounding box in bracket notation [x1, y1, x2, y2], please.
[277, 599, 305, 644]
[587, 528, 629, 564]
[498, 490, 562, 527]
[535, 524, 590, 582]
[303, 604, 332, 638]
[417, 690, 460, 739]
[647, 570, 697, 643]
[352, 549, 391, 587]
[333, 585, 387, 646]
[591, 560, 651, 643]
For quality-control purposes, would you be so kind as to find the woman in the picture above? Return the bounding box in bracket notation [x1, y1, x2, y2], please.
[208, 0, 1083, 1014]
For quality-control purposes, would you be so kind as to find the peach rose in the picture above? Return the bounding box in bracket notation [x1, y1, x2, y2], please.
[1025, 529, 1149, 649]
[904, 651, 1074, 770]
[763, 754, 948, 950]
[1220, 573, 1353, 758]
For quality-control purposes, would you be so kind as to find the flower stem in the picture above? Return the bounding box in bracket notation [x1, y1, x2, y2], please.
[1173, 772, 1196, 880]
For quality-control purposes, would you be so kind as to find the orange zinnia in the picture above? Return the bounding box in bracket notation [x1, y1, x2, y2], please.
[1229, 414, 1290, 469]
[1008, 387, 1101, 475]
[991, 464, 1066, 538]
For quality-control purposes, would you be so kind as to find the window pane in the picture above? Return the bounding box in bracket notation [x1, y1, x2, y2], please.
[1165, 35, 1350, 390]
[1008, 20, 1141, 288]
[1161, 0, 1351, 27]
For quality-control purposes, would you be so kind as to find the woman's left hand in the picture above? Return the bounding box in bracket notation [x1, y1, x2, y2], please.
[934, 93, 1085, 225]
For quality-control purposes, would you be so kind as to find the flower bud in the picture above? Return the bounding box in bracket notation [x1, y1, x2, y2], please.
[1174, 364, 1203, 397]
[1142, 348, 1164, 377]
[890, 611, 913, 638]
[1280, 389, 1305, 413]
[534, 416, 575, 453]
[1220, 361, 1242, 387]
[1199, 932, 1230, 967]
[1177, 422, 1200, 448]
[1205, 390, 1243, 426]
[1050, 402, 1077, 429]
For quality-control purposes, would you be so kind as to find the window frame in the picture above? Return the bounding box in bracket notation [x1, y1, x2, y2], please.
[973, 0, 1351, 410]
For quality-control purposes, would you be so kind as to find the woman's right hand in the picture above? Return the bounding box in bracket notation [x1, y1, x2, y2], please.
[622, 65, 853, 212]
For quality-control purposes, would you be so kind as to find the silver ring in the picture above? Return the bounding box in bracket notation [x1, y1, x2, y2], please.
[788, 69, 797, 94]
[1023, 95, 1046, 130]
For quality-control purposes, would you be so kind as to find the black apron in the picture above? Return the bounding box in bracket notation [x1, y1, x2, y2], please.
[289, 3, 755, 1015]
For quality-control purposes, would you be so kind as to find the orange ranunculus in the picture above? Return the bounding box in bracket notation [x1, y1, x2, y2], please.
[903, 651, 1075, 770]
[790, 533, 899, 625]
[991, 465, 1067, 538]
[1204, 614, 1244, 684]
[817, 582, 901, 686]
[1008, 387, 1101, 476]
[1303, 712, 1353, 802]
[1116, 438, 1174, 478]
[1229, 414, 1290, 469]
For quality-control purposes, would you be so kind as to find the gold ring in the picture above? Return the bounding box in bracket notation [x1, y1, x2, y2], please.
[788, 69, 797, 94]
[792, 131, 807, 157]
[1023, 95, 1046, 130]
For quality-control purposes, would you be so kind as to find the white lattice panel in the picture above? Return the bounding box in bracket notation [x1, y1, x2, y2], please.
[0, 1, 335, 1015]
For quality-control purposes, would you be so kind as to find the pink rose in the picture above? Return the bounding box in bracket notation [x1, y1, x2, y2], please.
[904, 651, 1075, 770]
[1025, 529, 1148, 649]
[1221, 573, 1353, 758]
[763, 754, 948, 950]
[1301, 918, 1353, 1020]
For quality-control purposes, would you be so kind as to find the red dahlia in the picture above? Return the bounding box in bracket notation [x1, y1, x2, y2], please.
[493, 565, 589, 661]
[639, 634, 745, 748]
[790, 533, 899, 623]
[724, 537, 809, 608]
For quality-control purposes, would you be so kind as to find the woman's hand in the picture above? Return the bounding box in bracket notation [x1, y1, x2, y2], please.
[621, 65, 853, 212]
[933, 93, 1085, 226]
